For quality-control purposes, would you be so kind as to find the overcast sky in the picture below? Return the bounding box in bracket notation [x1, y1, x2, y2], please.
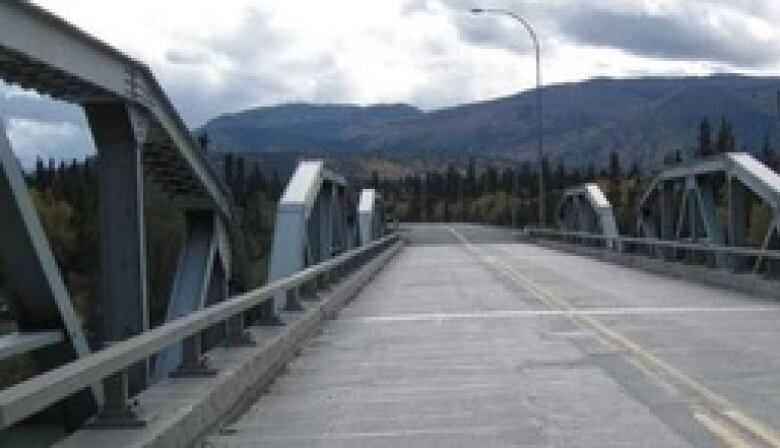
[3, 0, 780, 167]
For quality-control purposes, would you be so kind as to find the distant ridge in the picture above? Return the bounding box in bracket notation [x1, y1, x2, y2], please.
[203, 75, 780, 169]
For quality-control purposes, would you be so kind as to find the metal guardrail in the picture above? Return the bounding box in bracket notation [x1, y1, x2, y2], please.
[525, 228, 780, 268]
[0, 233, 400, 429]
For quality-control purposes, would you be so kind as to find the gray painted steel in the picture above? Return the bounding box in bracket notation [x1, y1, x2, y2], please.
[267, 161, 350, 313]
[153, 210, 227, 381]
[0, 1, 251, 412]
[0, 120, 93, 369]
[86, 104, 150, 391]
[0, 234, 398, 430]
[56, 238, 403, 448]
[555, 183, 619, 245]
[637, 153, 780, 267]
[529, 228, 780, 257]
[0, 331, 63, 362]
[0, 0, 233, 218]
[358, 188, 385, 245]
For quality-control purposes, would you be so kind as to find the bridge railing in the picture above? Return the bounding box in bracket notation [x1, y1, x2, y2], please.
[526, 228, 780, 273]
[0, 233, 400, 430]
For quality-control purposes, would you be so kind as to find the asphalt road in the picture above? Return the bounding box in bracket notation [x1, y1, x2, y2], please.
[208, 223, 780, 447]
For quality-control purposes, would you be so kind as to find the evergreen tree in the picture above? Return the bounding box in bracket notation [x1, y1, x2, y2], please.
[609, 151, 621, 181]
[270, 171, 282, 201]
[585, 163, 596, 181]
[34, 156, 45, 189]
[466, 157, 476, 197]
[234, 156, 246, 203]
[760, 134, 774, 166]
[629, 161, 640, 179]
[197, 132, 209, 152]
[715, 117, 735, 154]
[698, 118, 713, 157]
[248, 161, 265, 192]
[224, 153, 234, 186]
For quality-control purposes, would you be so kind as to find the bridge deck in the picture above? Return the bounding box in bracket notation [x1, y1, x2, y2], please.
[207, 224, 780, 447]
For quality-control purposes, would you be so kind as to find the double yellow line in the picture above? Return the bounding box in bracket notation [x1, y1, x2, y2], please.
[448, 226, 780, 448]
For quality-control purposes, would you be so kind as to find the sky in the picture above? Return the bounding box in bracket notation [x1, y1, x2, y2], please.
[3, 0, 780, 168]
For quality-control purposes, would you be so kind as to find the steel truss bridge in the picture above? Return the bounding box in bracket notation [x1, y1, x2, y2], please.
[3, 2, 780, 447]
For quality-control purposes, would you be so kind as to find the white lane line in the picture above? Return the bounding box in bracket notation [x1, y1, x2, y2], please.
[349, 306, 780, 322]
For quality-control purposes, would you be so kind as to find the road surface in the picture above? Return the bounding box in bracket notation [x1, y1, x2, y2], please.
[207, 223, 780, 447]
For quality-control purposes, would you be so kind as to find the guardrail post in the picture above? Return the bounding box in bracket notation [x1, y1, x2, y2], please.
[301, 279, 320, 301]
[253, 299, 285, 326]
[223, 312, 254, 347]
[317, 270, 331, 290]
[85, 370, 144, 428]
[170, 334, 217, 377]
[284, 287, 305, 312]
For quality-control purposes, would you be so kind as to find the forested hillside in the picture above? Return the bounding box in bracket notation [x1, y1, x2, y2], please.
[204, 75, 780, 171]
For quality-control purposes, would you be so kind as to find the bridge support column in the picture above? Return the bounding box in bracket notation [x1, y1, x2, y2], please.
[319, 183, 335, 259]
[170, 334, 217, 378]
[86, 370, 144, 428]
[224, 312, 254, 347]
[659, 181, 675, 259]
[254, 300, 285, 326]
[317, 271, 331, 290]
[728, 177, 749, 269]
[284, 287, 304, 312]
[695, 178, 726, 267]
[301, 279, 320, 302]
[86, 103, 149, 394]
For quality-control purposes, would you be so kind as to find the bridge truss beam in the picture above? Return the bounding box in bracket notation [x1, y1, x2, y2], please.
[555, 183, 619, 247]
[0, 1, 249, 430]
[0, 120, 99, 429]
[358, 189, 386, 246]
[637, 153, 780, 271]
[267, 161, 353, 316]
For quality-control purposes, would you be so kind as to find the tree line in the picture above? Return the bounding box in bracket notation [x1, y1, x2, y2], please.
[7, 116, 778, 337]
[15, 152, 281, 342]
[367, 153, 640, 230]
[372, 115, 777, 233]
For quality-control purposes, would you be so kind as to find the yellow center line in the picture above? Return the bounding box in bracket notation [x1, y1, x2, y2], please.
[694, 410, 753, 448]
[447, 226, 780, 448]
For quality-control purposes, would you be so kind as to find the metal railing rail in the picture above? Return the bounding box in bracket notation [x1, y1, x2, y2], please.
[0, 233, 400, 429]
[526, 228, 780, 261]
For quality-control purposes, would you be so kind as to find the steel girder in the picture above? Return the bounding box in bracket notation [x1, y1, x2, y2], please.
[267, 161, 350, 313]
[152, 210, 230, 381]
[0, 2, 250, 423]
[0, 1, 232, 218]
[636, 153, 780, 269]
[0, 119, 100, 426]
[555, 183, 619, 246]
[0, 0, 249, 301]
[358, 189, 385, 246]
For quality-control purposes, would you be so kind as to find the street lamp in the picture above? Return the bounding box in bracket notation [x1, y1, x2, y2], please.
[471, 8, 546, 227]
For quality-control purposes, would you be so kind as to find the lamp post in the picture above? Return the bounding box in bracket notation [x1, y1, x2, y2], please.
[471, 8, 545, 226]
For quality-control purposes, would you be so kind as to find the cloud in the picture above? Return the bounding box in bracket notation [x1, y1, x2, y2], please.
[3, 0, 778, 167]
[165, 48, 212, 65]
[0, 84, 84, 125]
[5, 118, 95, 170]
[0, 83, 94, 169]
[555, 4, 780, 67]
[450, 12, 535, 55]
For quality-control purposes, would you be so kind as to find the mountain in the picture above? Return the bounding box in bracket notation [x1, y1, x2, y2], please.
[204, 103, 422, 153]
[203, 75, 780, 170]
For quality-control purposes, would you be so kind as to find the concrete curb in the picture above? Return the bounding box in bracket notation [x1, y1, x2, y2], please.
[56, 241, 405, 448]
[529, 238, 780, 301]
